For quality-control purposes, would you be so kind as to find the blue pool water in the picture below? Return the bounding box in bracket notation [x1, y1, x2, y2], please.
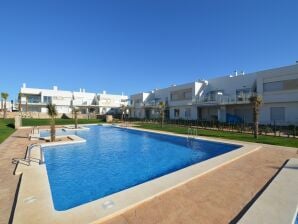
[43, 125, 240, 211]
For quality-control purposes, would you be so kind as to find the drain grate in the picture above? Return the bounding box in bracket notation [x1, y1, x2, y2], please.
[23, 196, 37, 204]
[102, 200, 115, 209]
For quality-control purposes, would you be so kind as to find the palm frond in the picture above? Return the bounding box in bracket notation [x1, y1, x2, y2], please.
[46, 103, 58, 117]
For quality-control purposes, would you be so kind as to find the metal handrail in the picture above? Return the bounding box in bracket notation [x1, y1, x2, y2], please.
[187, 127, 198, 139]
[27, 144, 44, 165]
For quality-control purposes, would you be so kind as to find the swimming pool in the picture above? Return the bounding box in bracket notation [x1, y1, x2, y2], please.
[42, 125, 240, 211]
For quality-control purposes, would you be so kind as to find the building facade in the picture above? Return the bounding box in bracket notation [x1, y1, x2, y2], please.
[19, 84, 128, 116]
[129, 64, 298, 125]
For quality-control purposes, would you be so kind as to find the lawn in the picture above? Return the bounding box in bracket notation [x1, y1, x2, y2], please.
[0, 119, 15, 143]
[21, 118, 102, 126]
[136, 123, 298, 148]
[0, 118, 102, 144]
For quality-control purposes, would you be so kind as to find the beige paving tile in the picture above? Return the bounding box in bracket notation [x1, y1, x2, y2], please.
[0, 128, 40, 224]
[100, 146, 298, 224]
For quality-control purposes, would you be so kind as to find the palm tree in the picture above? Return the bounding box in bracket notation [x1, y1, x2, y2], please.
[25, 95, 28, 113]
[158, 101, 165, 128]
[46, 103, 58, 142]
[120, 104, 127, 122]
[249, 95, 262, 139]
[18, 92, 22, 113]
[73, 107, 80, 129]
[1, 92, 9, 119]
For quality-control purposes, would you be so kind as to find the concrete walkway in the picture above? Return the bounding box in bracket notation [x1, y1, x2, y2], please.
[0, 129, 36, 224]
[101, 145, 298, 224]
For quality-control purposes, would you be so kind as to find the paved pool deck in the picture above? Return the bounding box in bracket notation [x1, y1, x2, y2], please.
[0, 128, 37, 224]
[0, 128, 297, 224]
[100, 145, 298, 224]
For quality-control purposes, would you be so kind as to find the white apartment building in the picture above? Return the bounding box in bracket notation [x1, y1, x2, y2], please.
[129, 63, 298, 125]
[0, 100, 15, 112]
[19, 84, 128, 116]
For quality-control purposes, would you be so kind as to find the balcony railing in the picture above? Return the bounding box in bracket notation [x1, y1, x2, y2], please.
[20, 101, 45, 105]
[195, 94, 252, 105]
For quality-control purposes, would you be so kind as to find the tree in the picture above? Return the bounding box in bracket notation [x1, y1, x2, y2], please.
[46, 103, 58, 142]
[249, 95, 262, 139]
[158, 101, 165, 128]
[25, 95, 28, 113]
[1, 92, 9, 119]
[73, 107, 80, 129]
[18, 92, 22, 113]
[120, 104, 127, 122]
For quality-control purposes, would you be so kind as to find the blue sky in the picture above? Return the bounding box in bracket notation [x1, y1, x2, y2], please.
[1, 0, 298, 101]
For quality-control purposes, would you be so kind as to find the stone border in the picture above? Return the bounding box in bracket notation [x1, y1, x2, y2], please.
[238, 158, 298, 224]
[12, 126, 261, 224]
[62, 125, 90, 131]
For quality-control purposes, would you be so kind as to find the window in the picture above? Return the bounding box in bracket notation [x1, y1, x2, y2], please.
[174, 109, 180, 118]
[27, 95, 41, 103]
[236, 88, 251, 101]
[170, 88, 192, 101]
[43, 96, 52, 103]
[270, 107, 285, 122]
[209, 91, 217, 101]
[184, 91, 192, 99]
[185, 108, 191, 118]
[205, 90, 223, 102]
[264, 78, 298, 92]
[263, 81, 283, 92]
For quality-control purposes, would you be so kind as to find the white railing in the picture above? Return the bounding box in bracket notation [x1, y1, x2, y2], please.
[12, 144, 44, 166]
[195, 94, 252, 105]
[187, 127, 197, 139]
[27, 144, 44, 165]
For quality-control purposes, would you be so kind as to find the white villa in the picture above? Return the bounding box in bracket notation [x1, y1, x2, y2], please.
[130, 63, 298, 125]
[19, 84, 128, 116]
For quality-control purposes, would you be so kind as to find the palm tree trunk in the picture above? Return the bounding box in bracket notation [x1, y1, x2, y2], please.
[50, 118, 56, 142]
[3, 100, 6, 119]
[253, 107, 259, 139]
[19, 99, 21, 111]
[26, 96, 28, 113]
[75, 112, 78, 129]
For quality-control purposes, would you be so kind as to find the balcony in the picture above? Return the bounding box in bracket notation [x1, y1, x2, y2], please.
[21, 100, 45, 105]
[195, 94, 252, 106]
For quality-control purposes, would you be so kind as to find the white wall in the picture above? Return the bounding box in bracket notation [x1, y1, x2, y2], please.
[256, 64, 298, 104]
[259, 102, 298, 125]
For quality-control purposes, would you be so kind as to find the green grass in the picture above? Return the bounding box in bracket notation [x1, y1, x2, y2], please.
[0, 119, 15, 143]
[22, 118, 102, 126]
[2, 118, 297, 148]
[136, 123, 298, 148]
[0, 118, 102, 144]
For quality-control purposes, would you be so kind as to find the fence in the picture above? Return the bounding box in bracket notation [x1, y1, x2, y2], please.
[125, 118, 298, 138]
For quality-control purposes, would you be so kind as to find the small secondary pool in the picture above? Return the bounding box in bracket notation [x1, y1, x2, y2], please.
[42, 125, 240, 211]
